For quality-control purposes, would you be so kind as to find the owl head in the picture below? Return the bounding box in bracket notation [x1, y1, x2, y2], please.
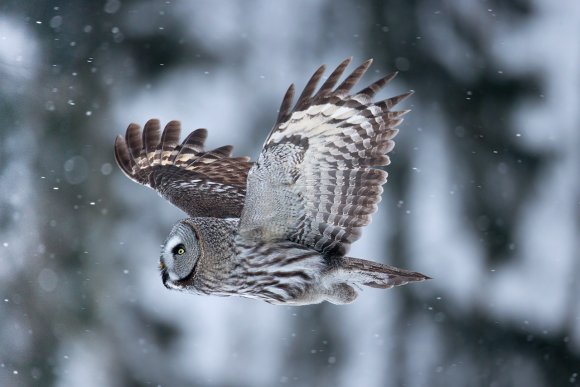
[159, 219, 202, 290]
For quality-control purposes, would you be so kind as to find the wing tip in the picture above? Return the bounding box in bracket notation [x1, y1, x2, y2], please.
[275, 83, 296, 125]
[143, 118, 162, 154]
[115, 119, 254, 183]
[114, 134, 134, 177]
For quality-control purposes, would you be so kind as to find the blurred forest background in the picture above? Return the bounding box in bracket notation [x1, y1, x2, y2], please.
[1, 1, 579, 386]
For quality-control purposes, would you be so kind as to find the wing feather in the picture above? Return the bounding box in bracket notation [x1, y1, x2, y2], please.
[115, 119, 253, 218]
[239, 59, 412, 257]
[317, 57, 352, 97]
[334, 59, 372, 95]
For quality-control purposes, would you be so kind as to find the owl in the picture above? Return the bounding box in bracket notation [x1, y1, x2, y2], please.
[114, 58, 429, 305]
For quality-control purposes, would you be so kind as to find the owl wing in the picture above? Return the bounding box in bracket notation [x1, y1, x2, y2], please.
[238, 58, 412, 257]
[115, 119, 253, 218]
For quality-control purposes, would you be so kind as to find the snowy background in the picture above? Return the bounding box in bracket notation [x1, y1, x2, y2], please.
[1, 1, 579, 386]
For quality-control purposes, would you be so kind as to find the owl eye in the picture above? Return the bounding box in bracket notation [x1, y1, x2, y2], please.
[173, 244, 186, 256]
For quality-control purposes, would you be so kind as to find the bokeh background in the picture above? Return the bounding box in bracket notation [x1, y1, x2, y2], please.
[1, 1, 579, 386]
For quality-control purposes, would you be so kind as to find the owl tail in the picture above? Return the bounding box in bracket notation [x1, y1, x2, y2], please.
[341, 257, 430, 289]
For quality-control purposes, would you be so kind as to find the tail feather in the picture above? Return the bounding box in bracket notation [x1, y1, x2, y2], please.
[342, 257, 430, 289]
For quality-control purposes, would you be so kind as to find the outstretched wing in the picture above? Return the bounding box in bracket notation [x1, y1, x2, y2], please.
[115, 119, 253, 218]
[238, 58, 412, 257]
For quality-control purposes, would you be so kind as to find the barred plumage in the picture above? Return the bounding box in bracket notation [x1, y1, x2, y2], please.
[240, 58, 412, 258]
[116, 58, 429, 305]
[115, 119, 252, 218]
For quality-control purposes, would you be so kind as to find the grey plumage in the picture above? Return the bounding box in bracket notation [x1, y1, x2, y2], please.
[116, 58, 430, 305]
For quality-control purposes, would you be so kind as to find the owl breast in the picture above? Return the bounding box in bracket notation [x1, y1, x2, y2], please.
[230, 240, 328, 305]
[176, 217, 328, 304]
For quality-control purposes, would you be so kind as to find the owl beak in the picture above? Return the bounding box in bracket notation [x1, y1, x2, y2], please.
[160, 267, 171, 289]
[159, 260, 171, 288]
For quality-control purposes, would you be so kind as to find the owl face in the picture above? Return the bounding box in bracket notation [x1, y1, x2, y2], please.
[160, 220, 201, 289]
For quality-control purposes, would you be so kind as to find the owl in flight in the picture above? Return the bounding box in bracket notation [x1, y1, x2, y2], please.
[114, 58, 429, 305]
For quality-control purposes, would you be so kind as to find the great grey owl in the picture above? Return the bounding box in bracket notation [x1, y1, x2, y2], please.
[114, 58, 429, 305]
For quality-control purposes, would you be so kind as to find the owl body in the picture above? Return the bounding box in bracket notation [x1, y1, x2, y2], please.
[116, 58, 430, 305]
[160, 216, 425, 305]
[161, 217, 342, 305]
